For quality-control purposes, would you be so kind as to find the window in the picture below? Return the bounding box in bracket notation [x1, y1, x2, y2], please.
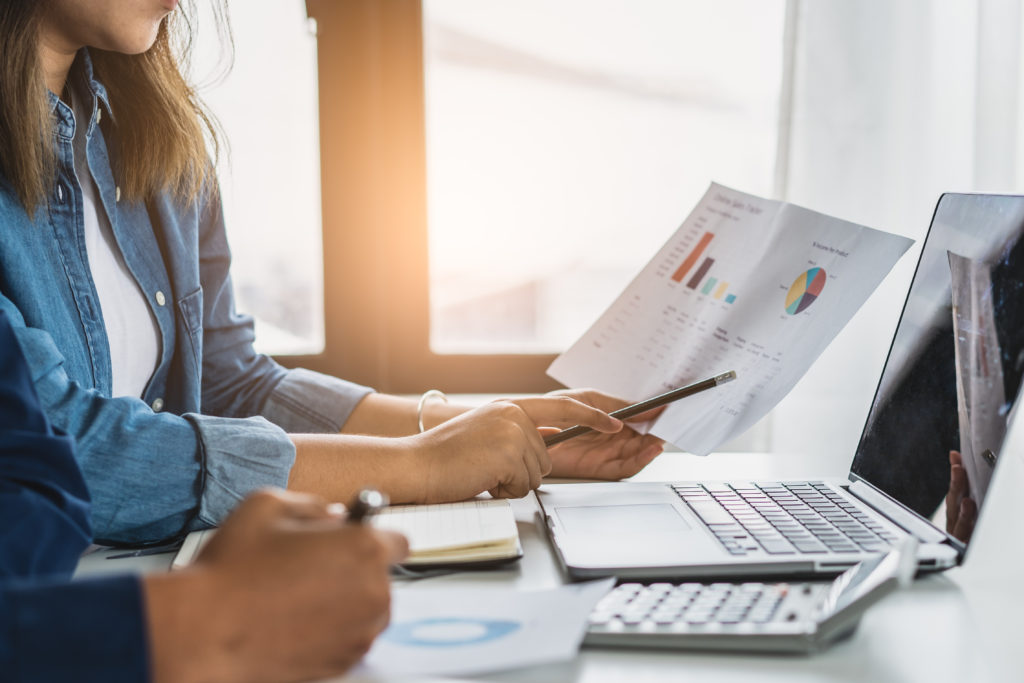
[194, 1, 324, 356]
[302, 0, 788, 393]
[423, 1, 788, 354]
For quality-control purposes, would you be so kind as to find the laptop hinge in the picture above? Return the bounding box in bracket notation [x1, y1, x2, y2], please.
[848, 480, 948, 544]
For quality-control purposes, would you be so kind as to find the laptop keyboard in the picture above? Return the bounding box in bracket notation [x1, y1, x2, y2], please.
[673, 482, 901, 555]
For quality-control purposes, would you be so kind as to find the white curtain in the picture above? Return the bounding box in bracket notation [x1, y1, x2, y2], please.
[765, 0, 1023, 470]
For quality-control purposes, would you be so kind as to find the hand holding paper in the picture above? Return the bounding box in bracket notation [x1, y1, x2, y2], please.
[549, 182, 913, 455]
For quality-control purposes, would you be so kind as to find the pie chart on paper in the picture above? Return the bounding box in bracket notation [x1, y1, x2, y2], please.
[785, 267, 826, 315]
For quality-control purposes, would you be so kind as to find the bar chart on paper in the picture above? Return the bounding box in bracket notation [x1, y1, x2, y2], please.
[590, 186, 793, 404]
[668, 230, 739, 304]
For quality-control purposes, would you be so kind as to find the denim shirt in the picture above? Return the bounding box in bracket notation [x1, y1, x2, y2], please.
[0, 51, 373, 544]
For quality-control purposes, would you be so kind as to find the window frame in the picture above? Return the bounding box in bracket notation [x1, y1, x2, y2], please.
[289, 0, 559, 394]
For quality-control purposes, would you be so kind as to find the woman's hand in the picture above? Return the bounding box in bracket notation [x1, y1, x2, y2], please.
[410, 396, 624, 502]
[543, 388, 665, 480]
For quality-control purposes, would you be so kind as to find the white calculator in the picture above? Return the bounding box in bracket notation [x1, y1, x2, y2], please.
[585, 545, 915, 654]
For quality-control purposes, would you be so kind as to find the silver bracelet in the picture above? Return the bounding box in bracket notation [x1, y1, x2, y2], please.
[416, 389, 448, 433]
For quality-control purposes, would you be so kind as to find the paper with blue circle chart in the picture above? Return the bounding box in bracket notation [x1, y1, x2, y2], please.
[359, 579, 613, 676]
[548, 182, 913, 456]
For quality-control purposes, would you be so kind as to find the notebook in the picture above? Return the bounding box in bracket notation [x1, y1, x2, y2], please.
[172, 498, 522, 570]
[538, 192, 1024, 580]
[372, 499, 522, 566]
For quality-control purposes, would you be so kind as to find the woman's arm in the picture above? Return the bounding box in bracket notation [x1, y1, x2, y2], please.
[289, 396, 625, 504]
[337, 389, 664, 484]
[338, 392, 469, 436]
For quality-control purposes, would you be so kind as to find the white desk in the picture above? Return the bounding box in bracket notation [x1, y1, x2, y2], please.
[77, 451, 1024, 683]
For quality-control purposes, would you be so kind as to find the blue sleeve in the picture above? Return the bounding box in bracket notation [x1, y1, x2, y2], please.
[0, 311, 151, 680]
[0, 574, 149, 683]
[0, 311, 91, 577]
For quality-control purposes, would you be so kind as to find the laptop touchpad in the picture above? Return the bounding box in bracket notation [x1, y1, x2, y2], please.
[556, 504, 690, 535]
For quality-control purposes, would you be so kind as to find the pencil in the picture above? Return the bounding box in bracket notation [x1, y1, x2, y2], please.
[543, 370, 737, 447]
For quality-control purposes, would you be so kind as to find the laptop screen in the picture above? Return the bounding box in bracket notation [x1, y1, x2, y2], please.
[851, 193, 1024, 540]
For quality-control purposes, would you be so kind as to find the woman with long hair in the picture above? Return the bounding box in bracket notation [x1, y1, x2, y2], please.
[0, 0, 664, 544]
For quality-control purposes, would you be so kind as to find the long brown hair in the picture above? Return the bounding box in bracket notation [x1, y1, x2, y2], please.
[0, 0, 227, 212]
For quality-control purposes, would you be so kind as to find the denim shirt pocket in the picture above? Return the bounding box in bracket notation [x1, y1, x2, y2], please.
[177, 287, 204, 368]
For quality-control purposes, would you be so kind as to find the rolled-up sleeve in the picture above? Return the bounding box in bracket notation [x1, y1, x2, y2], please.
[187, 413, 296, 525]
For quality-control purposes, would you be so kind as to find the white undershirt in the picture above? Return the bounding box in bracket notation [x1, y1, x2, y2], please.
[72, 92, 161, 398]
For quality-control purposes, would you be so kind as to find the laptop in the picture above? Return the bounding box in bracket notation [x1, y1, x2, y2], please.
[539, 192, 1024, 580]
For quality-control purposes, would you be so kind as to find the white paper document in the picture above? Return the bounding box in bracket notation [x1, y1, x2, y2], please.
[360, 579, 613, 677]
[548, 183, 913, 455]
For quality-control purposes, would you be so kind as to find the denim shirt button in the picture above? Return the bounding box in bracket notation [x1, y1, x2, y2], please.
[155, 290, 166, 306]
[115, 186, 121, 202]
[55, 184, 65, 203]
[151, 398, 164, 412]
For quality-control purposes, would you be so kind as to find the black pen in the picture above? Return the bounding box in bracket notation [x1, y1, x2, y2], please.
[105, 540, 183, 560]
[346, 488, 389, 524]
[543, 370, 738, 447]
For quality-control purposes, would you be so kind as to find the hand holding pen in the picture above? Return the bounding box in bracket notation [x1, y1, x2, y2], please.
[544, 370, 737, 446]
[346, 488, 389, 524]
[537, 371, 736, 482]
[142, 489, 408, 681]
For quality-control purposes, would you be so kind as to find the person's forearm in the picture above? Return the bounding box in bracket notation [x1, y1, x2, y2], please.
[340, 392, 470, 437]
[287, 433, 430, 504]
